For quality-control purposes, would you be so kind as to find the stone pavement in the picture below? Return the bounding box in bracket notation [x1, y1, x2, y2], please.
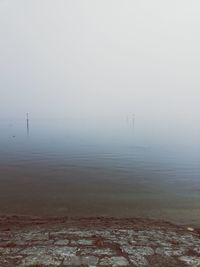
[0, 216, 200, 266]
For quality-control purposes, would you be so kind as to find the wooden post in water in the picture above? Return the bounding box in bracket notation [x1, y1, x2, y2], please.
[132, 113, 135, 128]
[26, 113, 29, 136]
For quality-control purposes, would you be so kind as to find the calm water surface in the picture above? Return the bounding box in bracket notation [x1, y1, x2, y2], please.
[0, 117, 199, 223]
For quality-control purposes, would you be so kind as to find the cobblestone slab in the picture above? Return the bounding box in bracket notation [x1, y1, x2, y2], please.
[0, 216, 200, 266]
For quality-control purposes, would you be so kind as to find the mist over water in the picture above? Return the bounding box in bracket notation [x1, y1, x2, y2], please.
[0, 0, 200, 223]
[0, 117, 199, 223]
[1, 0, 200, 121]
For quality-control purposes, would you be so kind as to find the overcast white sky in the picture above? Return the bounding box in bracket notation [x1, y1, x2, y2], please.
[0, 0, 200, 120]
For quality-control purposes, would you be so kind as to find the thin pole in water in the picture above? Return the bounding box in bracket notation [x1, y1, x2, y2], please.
[132, 113, 135, 128]
[26, 113, 29, 136]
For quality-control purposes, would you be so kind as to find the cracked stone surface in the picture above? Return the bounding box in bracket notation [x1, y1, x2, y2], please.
[0, 216, 200, 266]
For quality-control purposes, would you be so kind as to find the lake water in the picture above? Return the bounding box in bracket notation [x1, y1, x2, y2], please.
[0, 117, 199, 224]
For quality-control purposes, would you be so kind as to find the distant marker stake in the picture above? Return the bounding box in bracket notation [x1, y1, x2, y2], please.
[26, 113, 29, 136]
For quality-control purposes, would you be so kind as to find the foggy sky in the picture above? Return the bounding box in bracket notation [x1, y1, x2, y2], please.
[0, 0, 200, 120]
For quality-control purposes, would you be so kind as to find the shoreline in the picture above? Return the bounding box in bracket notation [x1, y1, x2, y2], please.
[0, 214, 199, 228]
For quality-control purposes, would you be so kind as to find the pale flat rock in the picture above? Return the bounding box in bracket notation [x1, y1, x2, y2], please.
[21, 246, 47, 255]
[63, 255, 98, 266]
[71, 239, 94, 245]
[0, 247, 21, 255]
[129, 254, 149, 266]
[80, 247, 114, 256]
[16, 232, 49, 241]
[99, 256, 129, 266]
[54, 239, 69, 245]
[122, 245, 154, 256]
[50, 246, 78, 257]
[179, 256, 200, 266]
[21, 254, 61, 266]
[66, 230, 95, 238]
[193, 247, 200, 254]
[155, 246, 186, 256]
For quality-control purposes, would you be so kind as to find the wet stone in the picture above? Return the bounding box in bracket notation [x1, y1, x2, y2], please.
[54, 239, 69, 246]
[80, 247, 115, 256]
[155, 246, 186, 256]
[194, 247, 200, 254]
[179, 234, 200, 245]
[31, 240, 54, 246]
[49, 231, 69, 239]
[0, 254, 23, 267]
[117, 239, 130, 246]
[21, 246, 47, 255]
[71, 239, 94, 246]
[50, 246, 78, 258]
[0, 247, 21, 255]
[16, 232, 49, 241]
[99, 256, 129, 266]
[179, 256, 200, 266]
[63, 255, 98, 266]
[122, 245, 154, 256]
[21, 254, 61, 266]
[129, 254, 149, 266]
[66, 230, 95, 238]
[98, 230, 112, 239]
[155, 240, 172, 247]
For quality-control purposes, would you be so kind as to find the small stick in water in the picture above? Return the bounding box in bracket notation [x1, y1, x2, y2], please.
[26, 113, 29, 136]
[132, 113, 135, 128]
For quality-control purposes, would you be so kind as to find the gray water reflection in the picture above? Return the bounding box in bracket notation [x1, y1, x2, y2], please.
[0, 118, 199, 223]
